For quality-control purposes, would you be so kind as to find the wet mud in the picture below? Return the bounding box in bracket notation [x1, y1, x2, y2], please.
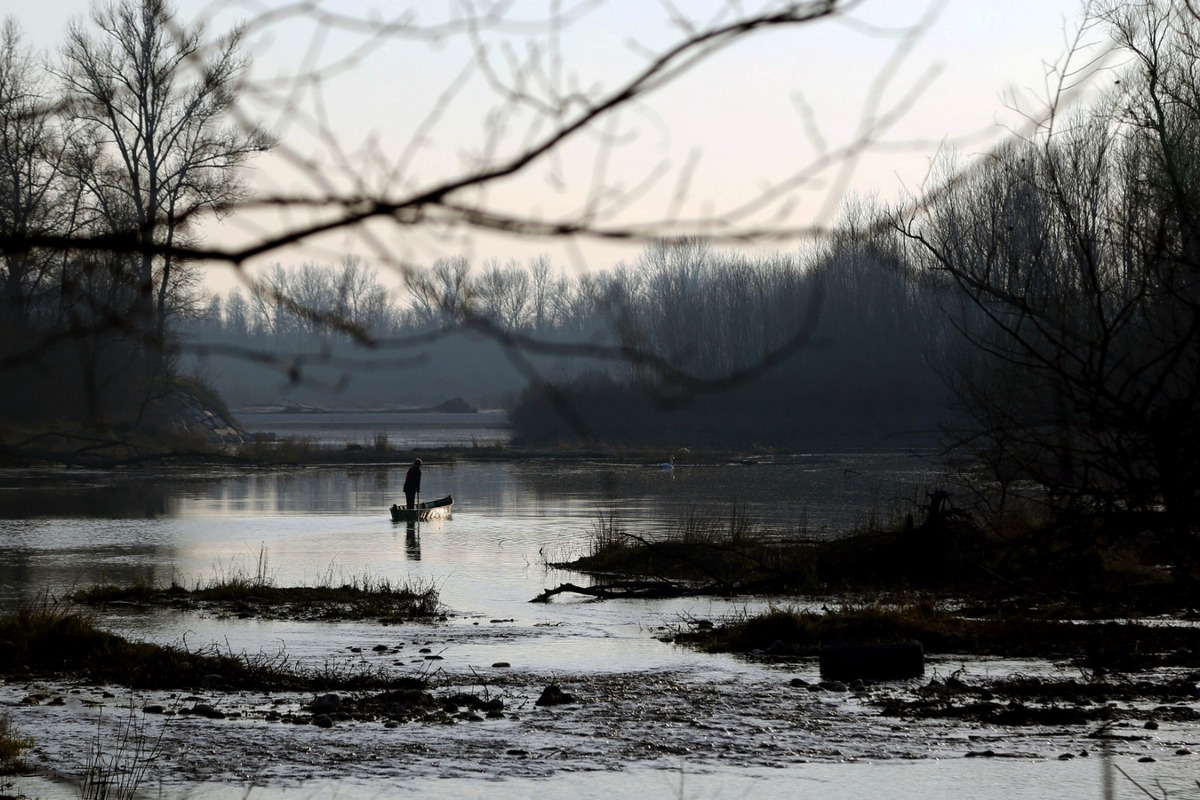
[5, 657, 1199, 793]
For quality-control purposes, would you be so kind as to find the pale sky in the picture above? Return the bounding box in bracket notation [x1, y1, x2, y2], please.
[10, 0, 1107, 290]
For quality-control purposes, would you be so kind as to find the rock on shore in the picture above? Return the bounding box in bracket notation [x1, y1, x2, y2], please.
[144, 382, 251, 445]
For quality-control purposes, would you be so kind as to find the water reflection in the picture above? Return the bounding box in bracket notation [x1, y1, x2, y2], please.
[0, 535, 181, 600]
[0, 471, 176, 518]
[404, 520, 421, 560]
[0, 455, 939, 527]
[0, 453, 944, 610]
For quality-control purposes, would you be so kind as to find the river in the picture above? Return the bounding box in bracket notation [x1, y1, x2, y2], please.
[0, 423, 1196, 798]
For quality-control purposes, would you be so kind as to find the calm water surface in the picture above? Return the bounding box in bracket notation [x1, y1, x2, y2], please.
[0, 452, 941, 609]
[1, 450, 1193, 798]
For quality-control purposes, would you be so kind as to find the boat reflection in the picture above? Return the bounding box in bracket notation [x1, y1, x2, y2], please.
[405, 520, 420, 561]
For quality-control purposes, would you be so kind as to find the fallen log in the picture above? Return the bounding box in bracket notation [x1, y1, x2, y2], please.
[531, 580, 698, 603]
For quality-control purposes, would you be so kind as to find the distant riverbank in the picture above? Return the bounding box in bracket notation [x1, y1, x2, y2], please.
[235, 407, 511, 451]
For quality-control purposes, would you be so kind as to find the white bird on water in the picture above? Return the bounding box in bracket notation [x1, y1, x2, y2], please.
[658, 449, 687, 470]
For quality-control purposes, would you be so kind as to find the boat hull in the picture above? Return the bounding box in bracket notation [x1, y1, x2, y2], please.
[390, 495, 453, 522]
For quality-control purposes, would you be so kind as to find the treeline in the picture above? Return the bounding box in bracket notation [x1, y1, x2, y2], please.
[185, 225, 956, 448]
[0, 2, 270, 429]
[182, 255, 581, 408]
[897, 1, 1200, 542]
[506, 227, 952, 448]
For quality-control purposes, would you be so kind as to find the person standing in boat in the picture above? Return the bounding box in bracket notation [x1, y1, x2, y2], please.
[403, 458, 422, 509]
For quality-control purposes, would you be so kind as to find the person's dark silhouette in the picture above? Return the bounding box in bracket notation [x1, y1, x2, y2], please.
[403, 458, 422, 509]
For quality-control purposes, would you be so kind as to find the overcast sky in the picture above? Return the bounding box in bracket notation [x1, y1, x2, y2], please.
[14, 0, 1106, 288]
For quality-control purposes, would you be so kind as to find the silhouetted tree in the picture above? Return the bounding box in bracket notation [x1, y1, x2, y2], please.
[0, 21, 64, 331]
[897, 0, 1200, 551]
[58, 0, 273, 384]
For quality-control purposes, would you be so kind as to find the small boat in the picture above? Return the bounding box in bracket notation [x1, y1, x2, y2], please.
[389, 495, 453, 522]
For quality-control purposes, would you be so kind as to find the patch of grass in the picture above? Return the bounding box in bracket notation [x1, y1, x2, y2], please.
[80, 703, 165, 800]
[563, 507, 820, 592]
[676, 601, 958, 654]
[194, 575, 441, 622]
[874, 674, 1200, 728]
[0, 603, 424, 691]
[671, 503, 757, 546]
[71, 577, 441, 622]
[561, 500, 1191, 618]
[585, 509, 630, 554]
[69, 577, 171, 606]
[0, 714, 33, 775]
[675, 601, 1200, 669]
[69, 549, 441, 623]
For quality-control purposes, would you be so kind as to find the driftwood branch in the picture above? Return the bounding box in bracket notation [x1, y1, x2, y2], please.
[531, 580, 711, 603]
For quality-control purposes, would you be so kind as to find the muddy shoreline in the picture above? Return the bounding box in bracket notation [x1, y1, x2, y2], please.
[6, 653, 1199, 795]
[5, 592, 1200, 797]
